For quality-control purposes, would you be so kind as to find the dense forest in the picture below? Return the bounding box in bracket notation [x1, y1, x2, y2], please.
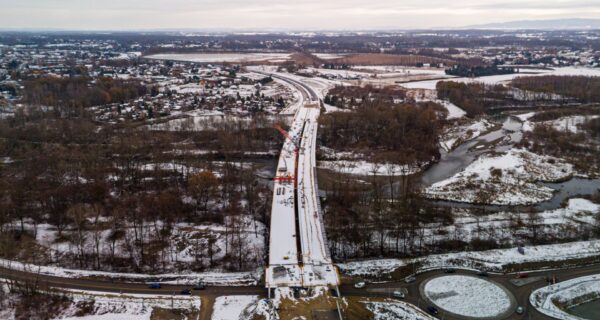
[324, 85, 407, 110]
[512, 75, 600, 103]
[436, 81, 511, 117]
[319, 100, 441, 164]
[445, 64, 515, 77]
[23, 76, 148, 115]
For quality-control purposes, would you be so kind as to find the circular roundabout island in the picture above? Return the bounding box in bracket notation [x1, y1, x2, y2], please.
[420, 274, 516, 319]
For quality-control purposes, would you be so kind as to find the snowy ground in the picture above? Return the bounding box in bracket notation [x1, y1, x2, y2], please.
[318, 147, 427, 176]
[439, 119, 495, 151]
[338, 237, 600, 276]
[0, 256, 260, 286]
[365, 299, 435, 320]
[211, 295, 259, 320]
[0, 286, 201, 320]
[304, 67, 371, 80]
[345, 67, 453, 86]
[351, 66, 449, 76]
[400, 66, 600, 90]
[58, 289, 200, 320]
[438, 100, 467, 120]
[423, 275, 512, 318]
[337, 198, 600, 268]
[313, 53, 349, 60]
[523, 114, 600, 134]
[531, 274, 600, 320]
[145, 52, 292, 63]
[425, 148, 574, 205]
[0, 215, 265, 286]
[318, 160, 424, 176]
[150, 109, 291, 132]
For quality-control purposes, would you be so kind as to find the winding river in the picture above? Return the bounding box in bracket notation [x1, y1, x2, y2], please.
[420, 115, 600, 211]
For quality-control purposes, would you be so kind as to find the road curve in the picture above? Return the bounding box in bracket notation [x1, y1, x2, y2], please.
[340, 263, 600, 320]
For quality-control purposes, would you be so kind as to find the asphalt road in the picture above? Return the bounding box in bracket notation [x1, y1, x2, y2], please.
[3, 263, 600, 319]
[269, 72, 320, 101]
[340, 263, 600, 320]
[0, 266, 267, 297]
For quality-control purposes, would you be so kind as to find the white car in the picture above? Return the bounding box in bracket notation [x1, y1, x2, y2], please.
[354, 282, 366, 289]
[404, 276, 416, 283]
[392, 290, 405, 299]
[516, 306, 524, 314]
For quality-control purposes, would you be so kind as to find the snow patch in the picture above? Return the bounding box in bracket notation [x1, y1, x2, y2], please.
[211, 295, 258, 320]
[424, 275, 512, 318]
[365, 300, 435, 320]
[338, 239, 600, 276]
[531, 274, 600, 320]
[425, 148, 573, 205]
[319, 160, 423, 176]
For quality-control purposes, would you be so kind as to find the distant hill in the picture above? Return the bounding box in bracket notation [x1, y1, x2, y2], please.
[467, 18, 600, 30]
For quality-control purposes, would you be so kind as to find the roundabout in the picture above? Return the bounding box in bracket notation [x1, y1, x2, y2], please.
[419, 274, 517, 319]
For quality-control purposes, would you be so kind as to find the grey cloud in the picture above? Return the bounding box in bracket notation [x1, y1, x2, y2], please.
[0, 0, 598, 30]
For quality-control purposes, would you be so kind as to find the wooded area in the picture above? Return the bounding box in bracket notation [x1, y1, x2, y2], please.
[319, 100, 441, 164]
[0, 109, 281, 273]
[436, 81, 510, 117]
[23, 76, 147, 115]
[513, 75, 600, 103]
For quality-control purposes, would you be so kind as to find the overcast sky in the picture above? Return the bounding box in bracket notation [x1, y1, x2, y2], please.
[0, 0, 599, 30]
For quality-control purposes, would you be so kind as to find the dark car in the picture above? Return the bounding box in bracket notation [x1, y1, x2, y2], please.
[180, 288, 192, 295]
[427, 306, 439, 315]
[148, 283, 161, 289]
[516, 272, 529, 278]
[193, 282, 206, 290]
[444, 268, 456, 273]
[477, 271, 489, 277]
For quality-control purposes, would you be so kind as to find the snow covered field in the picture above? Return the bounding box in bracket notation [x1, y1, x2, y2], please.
[211, 295, 258, 320]
[400, 66, 600, 90]
[426, 148, 574, 205]
[423, 275, 512, 318]
[531, 274, 600, 320]
[365, 300, 435, 320]
[304, 67, 371, 80]
[145, 52, 292, 63]
[61, 290, 199, 320]
[351, 66, 449, 76]
[338, 238, 600, 276]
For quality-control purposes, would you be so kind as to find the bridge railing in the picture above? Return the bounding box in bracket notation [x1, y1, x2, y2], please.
[313, 166, 332, 262]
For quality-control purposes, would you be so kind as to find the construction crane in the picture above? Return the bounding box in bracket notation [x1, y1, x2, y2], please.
[273, 124, 299, 183]
[273, 124, 300, 152]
